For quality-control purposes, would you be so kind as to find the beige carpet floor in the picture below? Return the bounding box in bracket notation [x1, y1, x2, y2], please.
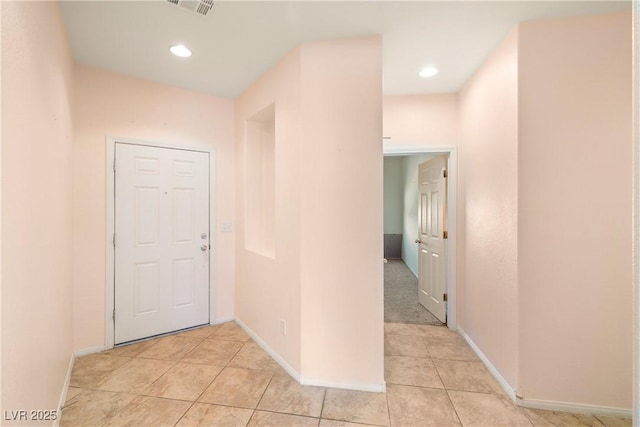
[384, 259, 444, 325]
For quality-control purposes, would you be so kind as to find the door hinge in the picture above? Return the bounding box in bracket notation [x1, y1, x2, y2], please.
[112, 309, 115, 321]
[112, 233, 116, 247]
[443, 293, 448, 302]
[113, 159, 116, 172]
[443, 169, 448, 178]
[443, 230, 448, 239]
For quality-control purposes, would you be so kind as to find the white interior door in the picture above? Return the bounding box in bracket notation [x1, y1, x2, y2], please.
[417, 156, 447, 323]
[114, 143, 210, 344]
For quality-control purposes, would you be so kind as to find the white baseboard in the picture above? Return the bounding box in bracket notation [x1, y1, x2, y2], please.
[458, 327, 632, 419]
[74, 345, 106, 358]
[233, 317, 386, 393]
[458, 327, 517, 401]
[299, 377, 386, 393]
[233, 317, 301, 382]
[55, 353, 75, 427]
[517, 398, 632, 419]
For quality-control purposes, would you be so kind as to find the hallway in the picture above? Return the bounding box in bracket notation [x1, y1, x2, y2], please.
[60, 321, 630, 426]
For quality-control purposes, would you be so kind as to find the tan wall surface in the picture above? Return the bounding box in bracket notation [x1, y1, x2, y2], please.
[458, 28, 520, 390]
[1, 2, 74, 422]
[234, 47, 303, 372]
[383, 93, 458, 146]
[518, 11, 632, 408]
[299, 37, 384, 387]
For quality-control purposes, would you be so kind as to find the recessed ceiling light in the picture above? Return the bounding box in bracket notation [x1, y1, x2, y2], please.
[170, 44, 192, 58]
[419, 66, 439, 78]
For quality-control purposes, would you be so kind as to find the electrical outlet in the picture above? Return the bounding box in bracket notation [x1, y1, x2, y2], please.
[280, 319, 287, 336]
[222, 222, 232, 233]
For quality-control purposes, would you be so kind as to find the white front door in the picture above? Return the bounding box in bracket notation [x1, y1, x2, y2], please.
[114, 143, 210, 344]
[417, 156, 447, 323]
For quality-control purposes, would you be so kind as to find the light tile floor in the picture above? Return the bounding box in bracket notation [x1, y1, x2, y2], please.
[61, 322, 632, 427]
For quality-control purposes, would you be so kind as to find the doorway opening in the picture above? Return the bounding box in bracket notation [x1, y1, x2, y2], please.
[383, 146, 457, 330]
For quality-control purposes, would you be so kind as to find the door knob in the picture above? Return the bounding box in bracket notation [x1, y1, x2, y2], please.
[201, 245, 208, 251]
[415, 239, 422, 244]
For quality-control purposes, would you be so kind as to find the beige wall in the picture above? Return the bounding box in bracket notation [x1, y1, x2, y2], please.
[73, 66, 235, 351]
[634, 3, 640, 422]
[235, 47, 303, 372]
[383, 93, 458, 146]
[1, 1, 75, 421]
[458, 28, 520, 390]
[299, 37, 383, 387]
[235, 37, 384, 388]
[1, 1, 4, 415]
[518, 12, 632, 409]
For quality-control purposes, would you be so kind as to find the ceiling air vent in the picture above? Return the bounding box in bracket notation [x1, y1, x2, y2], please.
[166, 0, 214, 17]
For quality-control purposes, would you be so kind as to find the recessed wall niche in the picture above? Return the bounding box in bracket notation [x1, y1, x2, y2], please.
[244, 103, 276, 257]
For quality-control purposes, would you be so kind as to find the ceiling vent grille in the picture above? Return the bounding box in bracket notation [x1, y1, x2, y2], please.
[167, 0, 214, 17]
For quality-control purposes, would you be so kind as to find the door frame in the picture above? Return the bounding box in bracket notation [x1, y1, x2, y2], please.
[105, 135, 217, 349]
[383, 145, 457, 330]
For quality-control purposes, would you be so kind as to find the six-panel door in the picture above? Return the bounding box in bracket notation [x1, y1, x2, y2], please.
[417, 156, 447, 323]
[114, 143, 210, 344]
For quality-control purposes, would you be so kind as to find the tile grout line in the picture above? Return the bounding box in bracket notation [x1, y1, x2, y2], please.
[252, 366, 276, 414]
[519, 407, 538, 427]
[170, 363, 225, 426]
[318, 388, 327, 420]
[443, 389, 465, 426]
[315, 387, 390, 427]
[173, 325, 250, 426]
[427, 337, 465, 427]
[246, 410, 258, 426]
[593, 415, 611, 427]
[385, 382, 393, 427]
[251, 408, 321, 422]
[202, 331, 260, 426]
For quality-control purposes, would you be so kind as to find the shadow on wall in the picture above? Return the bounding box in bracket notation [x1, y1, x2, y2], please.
[384, 234, 402, 258]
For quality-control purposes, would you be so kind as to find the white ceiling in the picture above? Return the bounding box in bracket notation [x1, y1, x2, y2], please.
[60, 1, 631, 99]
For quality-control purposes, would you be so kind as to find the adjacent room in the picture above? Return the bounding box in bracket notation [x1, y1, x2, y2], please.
[2, 1, 636, 426]
[384, 154, 448, 326]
